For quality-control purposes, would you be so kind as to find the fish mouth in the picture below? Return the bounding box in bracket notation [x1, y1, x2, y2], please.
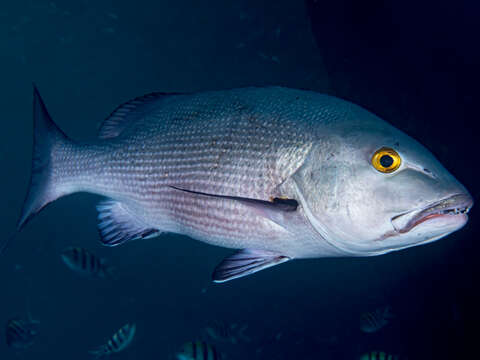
[391, 194, 473, 234]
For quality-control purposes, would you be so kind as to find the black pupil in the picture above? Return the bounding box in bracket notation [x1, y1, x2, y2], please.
[380, 154, 394, 167]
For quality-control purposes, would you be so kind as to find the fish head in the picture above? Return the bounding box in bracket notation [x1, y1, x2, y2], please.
[293, 105, 473, 256]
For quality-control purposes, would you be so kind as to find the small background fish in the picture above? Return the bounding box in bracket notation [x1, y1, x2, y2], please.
[5, 316, 40, 349]
[360, 306, 395, 333]
[90, 323, 136, 358]
[61, 247, 114, 278]
[358, 350, 403, 360]
[204, 320, 250, 344]
[176, 341, 220, 360]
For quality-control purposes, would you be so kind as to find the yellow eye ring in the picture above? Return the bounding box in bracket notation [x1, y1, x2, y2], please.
[371, 147, 401, 173]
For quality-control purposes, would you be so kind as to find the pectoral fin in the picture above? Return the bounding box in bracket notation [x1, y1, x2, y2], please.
[169, 186, 298, 227]
[212, 249, 290, 283]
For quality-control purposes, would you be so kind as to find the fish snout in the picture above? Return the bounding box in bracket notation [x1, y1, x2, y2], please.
[391, 193, 473, 234]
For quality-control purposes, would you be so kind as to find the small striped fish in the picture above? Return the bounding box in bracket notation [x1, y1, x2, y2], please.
[205, 320, 237, 344]
[61, 247, 113, 278]
[176, 341, 220, 360]
[204, 320, 250, 344]
[359, 350, 402, 360]
[90, 323, 136, 359]
[360, 305, 394, 333]
[5, 317, 40, 349]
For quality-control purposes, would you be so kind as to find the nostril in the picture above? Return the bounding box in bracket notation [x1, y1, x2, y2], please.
[422, 167, 438, 179]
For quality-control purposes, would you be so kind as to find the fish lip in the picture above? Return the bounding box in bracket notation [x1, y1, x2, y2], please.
[391, 193, 474, 234]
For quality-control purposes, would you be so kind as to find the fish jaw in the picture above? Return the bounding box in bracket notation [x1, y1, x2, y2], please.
[375, 193, 474, 249]
[390, 193, 473, 234]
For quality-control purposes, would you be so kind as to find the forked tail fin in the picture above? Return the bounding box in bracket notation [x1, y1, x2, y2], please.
[17, 85, 72, 231]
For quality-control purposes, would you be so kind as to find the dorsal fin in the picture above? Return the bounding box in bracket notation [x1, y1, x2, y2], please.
[98, 92, 175, 139]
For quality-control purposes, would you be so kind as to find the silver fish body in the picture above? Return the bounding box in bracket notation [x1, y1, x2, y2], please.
[44, 88, 319, 255]
[15, 86, 473, 282]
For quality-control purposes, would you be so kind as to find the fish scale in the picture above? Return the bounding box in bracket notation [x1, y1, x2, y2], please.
[39, 89, 311, 255]
[14, 85, 473, 282]
[64, 90, 312, 238]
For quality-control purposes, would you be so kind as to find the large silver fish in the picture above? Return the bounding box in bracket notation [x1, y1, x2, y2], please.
[14, 86, 473, 282]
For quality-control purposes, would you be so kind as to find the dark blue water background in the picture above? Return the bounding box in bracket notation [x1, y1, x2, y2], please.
[0, 1, 477, 359]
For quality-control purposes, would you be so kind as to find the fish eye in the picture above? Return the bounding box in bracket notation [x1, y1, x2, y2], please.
[371, 147, 401, 173]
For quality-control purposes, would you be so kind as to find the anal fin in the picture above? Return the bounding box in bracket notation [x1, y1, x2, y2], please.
[212, 249, 290, 283]
[96, 200, 160, 246]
